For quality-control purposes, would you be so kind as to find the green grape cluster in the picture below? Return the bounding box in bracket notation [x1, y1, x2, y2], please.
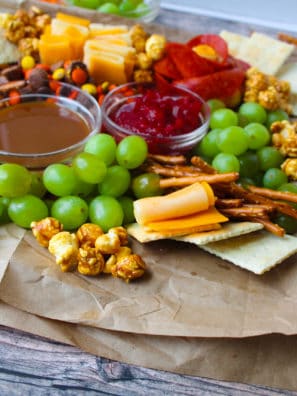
[195, 100, 297, 233]
[67, 0, 151, 19]
[0, 134, 148, 232]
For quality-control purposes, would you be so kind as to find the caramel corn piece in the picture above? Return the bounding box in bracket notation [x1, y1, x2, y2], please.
[76, 223, 104, 248]
[112, 254, 146, 282]
[31, 217, 63, 247]
[77, 247, 105, 276]
[95, 232, 121, 255]
[48, 231, 79, 272]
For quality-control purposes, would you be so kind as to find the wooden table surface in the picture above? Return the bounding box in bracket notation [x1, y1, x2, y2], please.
[1, 5, 297, 395]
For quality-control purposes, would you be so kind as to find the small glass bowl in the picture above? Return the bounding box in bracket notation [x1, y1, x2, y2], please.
[101, 81, 210, 155]
[0, 84, 101, 169]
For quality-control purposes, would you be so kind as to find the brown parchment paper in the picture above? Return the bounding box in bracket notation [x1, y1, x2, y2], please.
[1, 230, 297, 338]
[2, 301, 297, 392]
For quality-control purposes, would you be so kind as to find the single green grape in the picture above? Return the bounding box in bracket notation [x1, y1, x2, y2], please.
[89, 195, 124, 232]
[257, 146, 285, 171]
[133, 2, 150, 17]
[119, 0, 137, 13]
[29, 171, 47, 198]
[98, 165, 131, 197]
[244, 122, 271, 150]
[8, 194, 48, 228]
[217, 126, 249, 156]
[51, 196, 89, 230]
[72, 178, 96, 198]
[97, 2, 120, 14]
[194, 129, 221, 158]
[0, 197, 11, 224]
[72, 0, 102, 9]
[84, 133, 117, 166]
[212, 153, 240, 173]
[116, 135, 148, 169]
[43, 164, 77, 197]
[0, 163, 32, 198]
[277, 183, 297, 194]
[238, 151, 260, 178]
[262, 168, 288, 190]
[209, 108, 238, 129]
[206, 98, 225, 113]
[237, 177, 256, 188]
[72, 152, 107, 184]
[266, 109, 289, 129]
[274, 213, 297, 234]
[238, 102, 267, 124]
[132, 173, 163, 199]
[118, 195, 135, 224]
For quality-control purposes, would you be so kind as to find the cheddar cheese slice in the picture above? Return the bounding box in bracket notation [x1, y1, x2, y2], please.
[145, 206, 228, 232]
[89, 23, 128, 36]
[56, 12, 90, 27]
[134, 182, 215, 225]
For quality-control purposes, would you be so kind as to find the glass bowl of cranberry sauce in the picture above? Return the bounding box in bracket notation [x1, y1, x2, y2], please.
[101, 81, 210, 155]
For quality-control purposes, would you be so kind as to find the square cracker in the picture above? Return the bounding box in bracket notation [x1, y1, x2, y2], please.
[200, 231, 297, 275]
[219, 30, 249, 58]
[127, 221, 263, 244]
[237, 32, 294, 75]
[277, 62, 297, 93]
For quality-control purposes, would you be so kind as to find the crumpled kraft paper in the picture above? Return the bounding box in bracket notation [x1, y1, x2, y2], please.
[1, 230, 297, 338]
[1, 300, 297, 392]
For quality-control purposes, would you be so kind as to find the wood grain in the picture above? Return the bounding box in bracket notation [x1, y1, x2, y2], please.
[1, 325, 296, 395]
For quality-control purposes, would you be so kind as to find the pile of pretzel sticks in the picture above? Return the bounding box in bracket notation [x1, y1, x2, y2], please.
[141, 154, 297, 237]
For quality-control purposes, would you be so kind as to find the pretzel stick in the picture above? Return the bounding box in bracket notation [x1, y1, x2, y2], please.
[190, 156, 216, 174]
[278, 32, 297, 46]
[247, 185, 297, 203]
[147, 154, 186, 165]
[159, 173, 239, 188]
[215, 198, 243, 208]
[144, 163, 203, 177]
[245, 216, 285, 237]
[220, 206, 269, 218]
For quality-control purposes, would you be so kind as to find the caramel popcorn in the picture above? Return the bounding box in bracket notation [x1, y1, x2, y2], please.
[31, 217, 63, 247]
[133, 69, 153, 84]
[281, 158, 297, 180]
[271, 120, 297, 157]
[130, 24, 147, 53]
[136, 52, 153, 70]
[95, 232, 121, 255]
[103, 246, 132, 274]
[77, 247, 105, 276]
[48, 231, 79, 272]
[76, 223, 104, 248]
[145, 34, 166, 61]
[108, 226, 129, 246]
[244, 67, 292, 114]
[112, 254, 146, 282]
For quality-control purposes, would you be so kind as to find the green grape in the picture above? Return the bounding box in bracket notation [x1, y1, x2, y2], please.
[89, 196, 124, 232]
[29, 171, 47, 198]
[212, 153, 240, 173]
[98, 165, 131, 197]
[72, 0, 101, 9]
[43, 164, 77, 197]
[8, 194, 48, 228]
[244, 122, 270, 150]
[238, 102, 267, 124]
[257, 146, 284, 171]
[72, 178, 96, 198]
[72, 152, 107, 184]
[0, 197, 11, 224]
[274, 213, 297, 234]
[97, 2, 120, 13]
[51, 196, 88, 230]
[217, 126, 249, 155]
[0, 163, 32, 198]
[84, 133, 117, 166]
[278, 183, 297, 194]
[207, 98, 225, 113]
[116, 135, 148, 169]
[266, 109, 289, 129]
[209, 108, 238, 129]
[133, 2, 150, 17]
[119, 0, 137, 13]
[118, 196, 135, 224]
[238, 151, 260, 178]
[132, 173, 163, 199]
[262, 168, 288, 190]
[194, 129, 221, 158]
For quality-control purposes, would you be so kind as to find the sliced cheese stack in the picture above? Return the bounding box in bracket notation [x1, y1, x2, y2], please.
[133, 182, 228, 236]
[83, 25, 136, 85]
[39, 13, 90, 65]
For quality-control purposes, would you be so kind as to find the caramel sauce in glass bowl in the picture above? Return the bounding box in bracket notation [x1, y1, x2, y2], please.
[0, 88, 102, 169]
